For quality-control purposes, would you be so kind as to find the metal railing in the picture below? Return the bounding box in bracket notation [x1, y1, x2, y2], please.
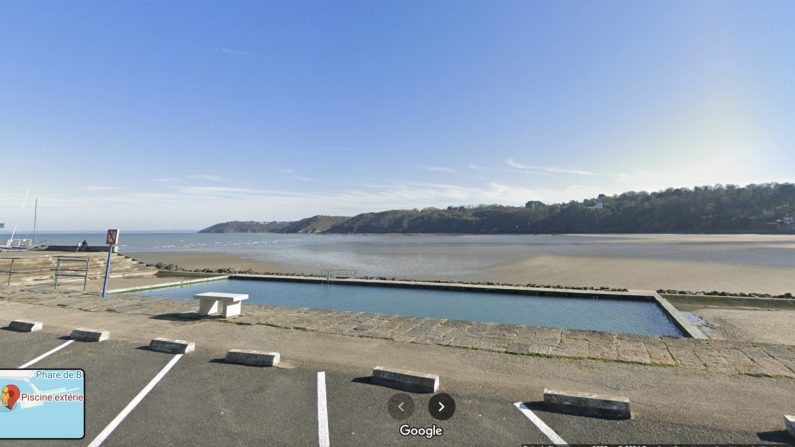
[1, 257, 72, 287]
[1, 257, 20, 286]
[320, 269, 357, 283]
[54, 256, 90, 292]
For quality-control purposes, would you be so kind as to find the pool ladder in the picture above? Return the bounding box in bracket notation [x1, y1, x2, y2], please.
[320, 269, 357, 284]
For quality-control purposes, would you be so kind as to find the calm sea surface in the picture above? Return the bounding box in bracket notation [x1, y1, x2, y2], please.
[6, 232, 795, 278]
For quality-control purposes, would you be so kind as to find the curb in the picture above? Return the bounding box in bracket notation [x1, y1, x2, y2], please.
[544, 388, 632, 419]
[70, 328, 110, 342]
[225, 349, 280, 367]
[149, 338, 195, 354]
[371, 366, 439, 393]
[8, 320, 43, 332]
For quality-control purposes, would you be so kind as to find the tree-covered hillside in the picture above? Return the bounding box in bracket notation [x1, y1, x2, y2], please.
[200, 183, 795, 234]
[199, 216, 347, 233]
[199, 221, 291, 233]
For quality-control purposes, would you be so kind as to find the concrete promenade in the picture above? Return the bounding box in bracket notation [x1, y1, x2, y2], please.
[2, 286, 795, 444]
[2, 287, 795, 379]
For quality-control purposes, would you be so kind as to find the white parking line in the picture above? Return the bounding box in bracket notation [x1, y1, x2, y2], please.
[317, 371, 330, 447]
[87, 354, 183, 447]
[18, 340, 75, 368]
[514, 402, 567, 445]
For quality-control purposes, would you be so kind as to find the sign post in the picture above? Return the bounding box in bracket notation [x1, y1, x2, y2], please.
[101, 229, 119, 298]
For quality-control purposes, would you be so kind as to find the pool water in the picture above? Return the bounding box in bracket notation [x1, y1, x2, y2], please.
[135, 279, 684, 337]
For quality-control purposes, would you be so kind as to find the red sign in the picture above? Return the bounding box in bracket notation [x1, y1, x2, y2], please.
[105, 229, 119, 245]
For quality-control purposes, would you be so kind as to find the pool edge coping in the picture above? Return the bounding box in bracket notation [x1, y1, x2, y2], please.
[652, 293, 707, 339]
[108, 275, 229, 294]
[111, 273, 703, 339]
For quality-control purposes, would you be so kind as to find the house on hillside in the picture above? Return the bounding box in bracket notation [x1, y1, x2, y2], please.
[779, 215, 794, 230]
[525, 200, 545, 209]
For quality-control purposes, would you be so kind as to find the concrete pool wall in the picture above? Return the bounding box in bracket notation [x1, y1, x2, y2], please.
[111, 273, 706, 339]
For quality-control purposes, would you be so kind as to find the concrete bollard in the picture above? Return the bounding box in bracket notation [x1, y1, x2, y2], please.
[371, 366, 439, 393]
[544, 388, 632, 419]
[225, 349, 280, 367]
[70, 328, 110, 342]
[8, 320, 43, 332]
[149, 338, 195, 354]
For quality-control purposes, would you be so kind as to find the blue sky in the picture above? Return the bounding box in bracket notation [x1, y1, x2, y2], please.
[1, 0, 794, 230]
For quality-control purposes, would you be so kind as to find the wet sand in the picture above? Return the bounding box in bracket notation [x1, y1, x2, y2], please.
[129, 250, 795, 295]
[478, 255, 795, 295]
[129, 251, 286, 273]
[566, 233, 795, 244]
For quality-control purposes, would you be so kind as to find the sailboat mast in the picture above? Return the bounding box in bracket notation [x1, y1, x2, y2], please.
[32, 197, 38, 246]
[8, 189, 29, 247]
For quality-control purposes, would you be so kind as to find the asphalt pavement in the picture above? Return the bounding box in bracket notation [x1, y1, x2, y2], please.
[1, 327, 793, 446]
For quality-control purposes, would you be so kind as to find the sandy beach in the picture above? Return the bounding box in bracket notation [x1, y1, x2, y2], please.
[477, 255, 795, 295]
[129, 251, 287, 274]
[129, 247, 795, 295]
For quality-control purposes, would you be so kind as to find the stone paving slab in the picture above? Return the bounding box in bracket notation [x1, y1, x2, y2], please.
[741, 348, 795, 378]
[552, 338, 590, 358]
[693, 348, 734, 374]
[644, 340, 676, 366]
[616, 339, 652, 365]
[2, 287, 795, 379]
[667, 345, 707, 370]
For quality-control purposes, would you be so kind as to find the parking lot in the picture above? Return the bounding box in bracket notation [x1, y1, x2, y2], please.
[2, 324, 794, 446]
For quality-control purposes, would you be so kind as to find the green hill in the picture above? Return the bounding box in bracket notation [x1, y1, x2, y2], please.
[198, 220, 292, 233]
[199, 183, 795, 234]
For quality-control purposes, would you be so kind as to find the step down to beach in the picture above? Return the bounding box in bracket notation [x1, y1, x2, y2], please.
[8, 320, 43, 332]
[149, 338, 195, 354]
[70, 328, 110, 342]
[225, 349, 280, 367]
[371, 366, 439, 393]
[544, 388, 632, 419]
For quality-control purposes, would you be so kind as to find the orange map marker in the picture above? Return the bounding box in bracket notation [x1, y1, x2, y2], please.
[2, 384, 20, 410]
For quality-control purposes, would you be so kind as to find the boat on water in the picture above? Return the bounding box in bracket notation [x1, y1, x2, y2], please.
[0, 240, 37, 252]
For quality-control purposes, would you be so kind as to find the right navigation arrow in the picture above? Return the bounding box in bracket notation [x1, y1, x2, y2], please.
[428, 393, 456, 420]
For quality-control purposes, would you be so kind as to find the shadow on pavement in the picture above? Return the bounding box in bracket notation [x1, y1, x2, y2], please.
[757, 429, 793, 444]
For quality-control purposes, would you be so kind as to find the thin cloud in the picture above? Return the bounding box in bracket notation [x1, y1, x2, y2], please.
[420, 166, 456, 173]
[278, 168, 314, 182]
[81, 186, 122, 192]
[507, 159, 598, 176]
[466, 162, 553, 177]
[185, 174, 222, 182]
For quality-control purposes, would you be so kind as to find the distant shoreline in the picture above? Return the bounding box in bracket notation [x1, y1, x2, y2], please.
[199, 183, 795, 235]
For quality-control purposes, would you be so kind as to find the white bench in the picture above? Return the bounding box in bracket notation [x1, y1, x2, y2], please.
[193, 292, 249, 318]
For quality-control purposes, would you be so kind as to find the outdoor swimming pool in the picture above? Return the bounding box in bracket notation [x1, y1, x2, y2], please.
[134, 279, 685, 337]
